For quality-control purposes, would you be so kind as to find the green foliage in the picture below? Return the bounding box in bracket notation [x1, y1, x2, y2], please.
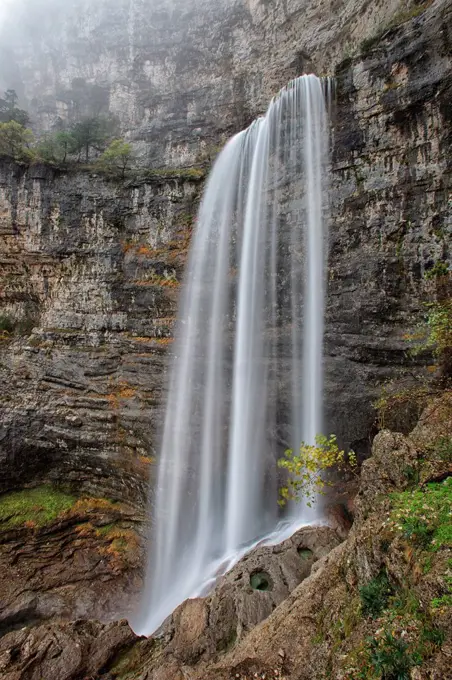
[389, 477, 452, 551]
[360, 572, 392, 618]
[405, 272, 452, 374]
[344, 587, 445, 679]
[375, 272, 452, 428]
[422, 299, 452, 360]
[69, 115, 118, 162]
[0, 89, 29, 126]
[98, 139, 134, 177]
[368, 632, 421, 680]
[425, 260, 450, 280]
[431, 435, 452, 462]
[278, 434, 357, 506]
[35, 130, 78, 164]
[0, 120, 34, 160]
[431, 594, 452, 609]
[0, 485, 77, 529]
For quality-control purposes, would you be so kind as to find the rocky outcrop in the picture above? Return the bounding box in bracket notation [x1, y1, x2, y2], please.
[161, 525, 342, 664]
[324, 0, 452, 452]
[1, 391, 450, 679]
[0, 618, 142, 680]
[0, 161, 202, 502]
[0, 488, 144, 635]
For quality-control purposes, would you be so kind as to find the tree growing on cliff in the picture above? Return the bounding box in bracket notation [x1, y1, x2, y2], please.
[35, 131, 78, 164]
[0, 89, 30, 127]
[70, 115, 118, 163]
[0, 121, 34, 160]
[278, 434, 357, 507]
[97, 139, 134, 177]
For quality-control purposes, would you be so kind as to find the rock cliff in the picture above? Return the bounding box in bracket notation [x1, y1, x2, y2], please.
[0, 390, 450, 679]
[1, 0, 451, 497]
[0, 161, 202, 502]
[0, 0, 451, 671]
[0, 0, 422, 166]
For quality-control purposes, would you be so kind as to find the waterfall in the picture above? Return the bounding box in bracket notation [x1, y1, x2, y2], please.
[133, 74, 331, 636]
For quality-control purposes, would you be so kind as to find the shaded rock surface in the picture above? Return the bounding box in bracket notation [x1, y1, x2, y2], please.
[162, 525, 342, 664]
[0, 164, 202, 503]
[1, 390, 450, 679]
[0, 619, 142, 680]
[0, 491, 145, 637]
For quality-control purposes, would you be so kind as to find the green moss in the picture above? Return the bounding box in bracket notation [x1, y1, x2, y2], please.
[143, 166, 206, 180]
[425, 260, 450, 280]
[0, 485, 77, 528]
[109, 639, 158, 679]
[96, 522, 117, 536]
[430, 436, 452, 462]
[390, 478, 452, 550]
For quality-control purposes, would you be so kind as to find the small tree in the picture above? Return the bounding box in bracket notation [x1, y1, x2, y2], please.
[35, 130, 77, 164]
[278, 434, 357, 507]
[0, 89, 30, 126]
[98, 139, 133, 177]
[0, 121, 34, 160]
[70, 115, 117, 163]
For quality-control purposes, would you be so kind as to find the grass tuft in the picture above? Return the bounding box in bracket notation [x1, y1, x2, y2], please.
[0, 486, 76, 528]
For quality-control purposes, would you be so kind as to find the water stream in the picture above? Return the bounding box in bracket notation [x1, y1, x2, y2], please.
[133, 74, 331, 635]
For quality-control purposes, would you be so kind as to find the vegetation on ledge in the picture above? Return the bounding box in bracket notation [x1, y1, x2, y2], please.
[0, 486, 77, 528]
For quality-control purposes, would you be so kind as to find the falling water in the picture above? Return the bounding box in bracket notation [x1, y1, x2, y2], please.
[133, 74, 331, 636]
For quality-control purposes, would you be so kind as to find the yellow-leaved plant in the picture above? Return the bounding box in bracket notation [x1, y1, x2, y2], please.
[278, 434, 357, 507]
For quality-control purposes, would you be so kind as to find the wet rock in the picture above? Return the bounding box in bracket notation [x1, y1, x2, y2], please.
[165, 525, 342, 663]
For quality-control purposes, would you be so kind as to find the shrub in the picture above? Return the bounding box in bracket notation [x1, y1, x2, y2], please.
[35, 131, 78, 164]
[278, 434, 357, 506]
[368, 632, 421, 680]
[0, 120, 34, 161]
[360, 571, 392, 618]
[97, 139, 134, 177]
[0, 89, 29, 126]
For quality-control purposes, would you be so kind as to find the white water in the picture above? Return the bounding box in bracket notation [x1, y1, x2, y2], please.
[133, 74, 331, 636]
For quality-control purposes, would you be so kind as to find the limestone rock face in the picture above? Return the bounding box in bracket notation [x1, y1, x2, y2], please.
[0, 0, 416, 166]
[1, 1, 451, 503]
[0, 495, 144, 634]
[0, 161, 201, 502]
[0, 391, 450, 679]
[0, 619, 141, 680]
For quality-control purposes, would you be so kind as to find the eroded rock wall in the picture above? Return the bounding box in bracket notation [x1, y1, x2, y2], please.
[326, 0, 452, 451]
[0, 1, 451, 497]
[0, 161, 202, 501]
[0, 0, 425, 166]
